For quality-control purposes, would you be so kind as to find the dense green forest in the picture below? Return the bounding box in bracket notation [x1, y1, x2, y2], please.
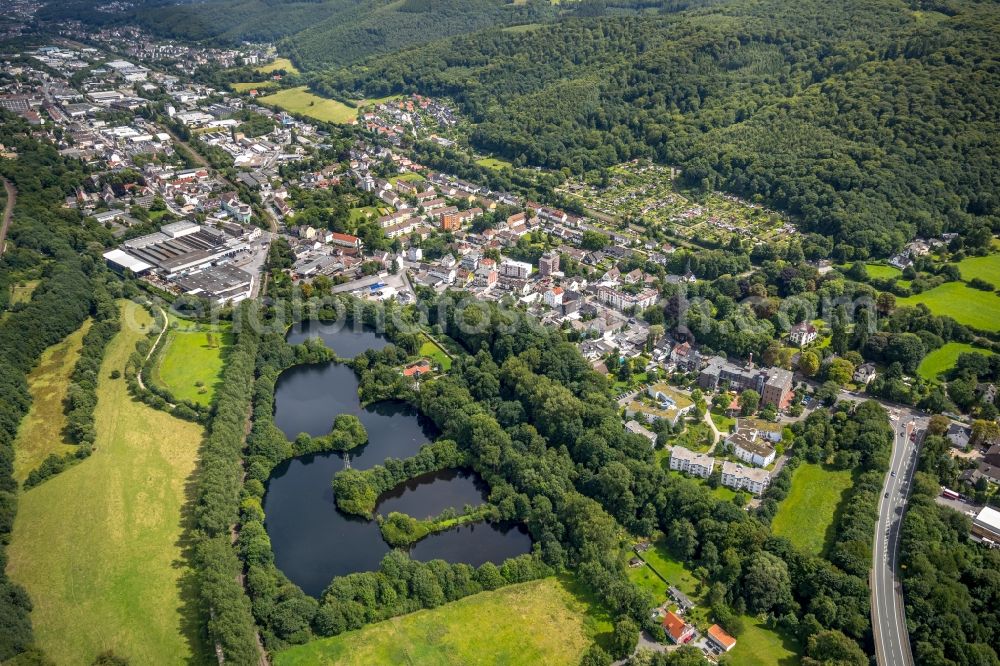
[901, 417, 1000, 666]
[313, 0, 999, 256]
[40, 0, 559, 69]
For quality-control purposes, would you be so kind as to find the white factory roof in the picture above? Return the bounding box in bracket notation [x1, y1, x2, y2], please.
[103, 249, 153, 274]
[974, 506, 1000, 531]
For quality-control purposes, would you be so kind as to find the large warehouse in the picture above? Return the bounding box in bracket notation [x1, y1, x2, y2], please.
[104, 220, 248, 277]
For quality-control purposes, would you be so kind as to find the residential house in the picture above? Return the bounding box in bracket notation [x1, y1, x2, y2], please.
[789, 321, 818, 347]
[669, 446, 715, 478]
[707, 625, 737, 653]
[720, 461, 770, 495]
[663, 611, 696, 645]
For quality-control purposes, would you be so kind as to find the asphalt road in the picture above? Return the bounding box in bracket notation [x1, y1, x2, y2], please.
[871, 410, 922, 666]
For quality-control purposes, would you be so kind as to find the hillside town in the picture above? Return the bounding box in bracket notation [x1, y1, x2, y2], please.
[2, 19, 999, 666]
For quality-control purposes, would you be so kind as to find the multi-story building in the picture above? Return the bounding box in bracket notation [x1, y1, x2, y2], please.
[698, 357, 793, 409]
[500, 259, 532, 279]
[539, 250, 560, 277]
[596, 285, 658, 311]
[720, 461, 770, 495]
[727, 429, 776, 467]
[669, 446, 715, 478]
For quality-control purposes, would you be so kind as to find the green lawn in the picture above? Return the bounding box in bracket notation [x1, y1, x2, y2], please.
[257, 56, 299, 74]
[275, 577, 600, 666]
[864, 263, 902, 280]
[419, 335, 452, 371]
[897, 281, 1000, 331]
[152, 316, 231, 406]
[637, 540, 701, 599]
[230, 80, 278, 93]
[668, 421, 714, 452]
[476, 156, 513, 170]
[12, 319, 92, 482]
[349, 205, 383, 223]
[7, 301, 209, 664]
[727, 615, 802, 666]
[771, 463, 854, 556]
[918, 342, 994, 381]
[390, 172, 425, 184]
[712, 485, 738, 502]
[956, 253, 1000, 287]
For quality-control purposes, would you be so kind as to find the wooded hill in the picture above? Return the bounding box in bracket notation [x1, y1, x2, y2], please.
[312, 0, 1000, 257]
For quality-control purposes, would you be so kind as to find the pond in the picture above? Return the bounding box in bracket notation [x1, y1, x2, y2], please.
[285, 319, 390, 358]
[374, 468, 489, 520]
[265, 356, 532, 598]
[410, 522, 533, 567]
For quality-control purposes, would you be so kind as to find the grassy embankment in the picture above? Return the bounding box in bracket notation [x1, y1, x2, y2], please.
[7, 301, 209, 664]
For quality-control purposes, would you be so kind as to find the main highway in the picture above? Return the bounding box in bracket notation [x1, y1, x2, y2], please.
[870, 409, 924, 666]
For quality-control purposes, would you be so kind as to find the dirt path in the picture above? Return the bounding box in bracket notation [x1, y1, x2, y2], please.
[135, 305, 176, 408]
[0, 177, 16, 257]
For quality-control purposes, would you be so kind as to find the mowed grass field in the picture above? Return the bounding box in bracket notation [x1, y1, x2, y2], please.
[12, 318, 92, 481]
[275, 577, 596, 666]
[259, 86, 359, 123]
[772, 463, 854, 556]
[419, 335, 452, 371]
[728, 615, 802, 666]
[152, 315, 231, 406]
[957, 253, 1000, 287]
[918, 342, 994, 381]
[257, 56, 299, 74]
[7, 301, 210, 665]
[259, 86, 400, 124]
[475, 156, 513, 170]
[865, 263, 902, 279]
[230, 80, 277, 93]
[897, 281, 1000, 331]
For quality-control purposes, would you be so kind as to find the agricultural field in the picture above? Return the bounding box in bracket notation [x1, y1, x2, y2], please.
[7, 301, 209, 665]
[771, 463, 854, 556]
[12, 319, 92, 481]
[957, 253, 1000, 288]
[275, 577, 599, 666]
[257, 56, 299, 74]
[728, 615, 802, 666]
[897, 281, 1000, 332]
[918, 342, 993, 381]
[151, 314, 232, 406]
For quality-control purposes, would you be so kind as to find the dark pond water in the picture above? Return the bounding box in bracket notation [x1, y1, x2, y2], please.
[285, 320, 390, 358]
[410, 522, 533, 567]
[375, 468, 489, 520]
[265, 357, 532, 597]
